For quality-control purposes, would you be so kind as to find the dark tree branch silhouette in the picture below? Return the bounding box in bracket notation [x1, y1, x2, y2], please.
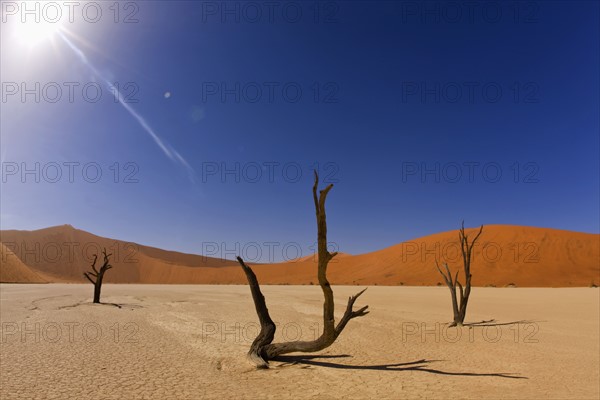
[275, 355, 526, 379]
[83, 248, 113, 304]
[237, 171, 369, 368]
[436, 222, 483, 327]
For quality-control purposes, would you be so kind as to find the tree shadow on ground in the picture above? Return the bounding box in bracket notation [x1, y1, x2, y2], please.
[274, 355, 527, 379]
[57, 301, 143, 310]
[460, 319, 544, 327]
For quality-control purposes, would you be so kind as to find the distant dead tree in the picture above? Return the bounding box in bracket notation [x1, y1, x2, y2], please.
[236, 171, 369, 368]
[83, 248, 113, 304]
[435, 222, 483, 327]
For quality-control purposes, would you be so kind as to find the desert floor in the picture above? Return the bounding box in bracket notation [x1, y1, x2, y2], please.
[0, 284, 598, 399]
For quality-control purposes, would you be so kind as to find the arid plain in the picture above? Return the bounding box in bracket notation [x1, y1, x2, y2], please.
[1, 224, 599, 399]
[1, 284, 598, 399]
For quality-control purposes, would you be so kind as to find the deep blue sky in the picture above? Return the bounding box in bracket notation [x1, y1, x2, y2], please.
[1, 1, 598, 261]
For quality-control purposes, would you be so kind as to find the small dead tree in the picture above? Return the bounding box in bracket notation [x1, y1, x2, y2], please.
[435, 222, 483, 327]
[237, 171, 369, 368]
[83, 248, 113, 304]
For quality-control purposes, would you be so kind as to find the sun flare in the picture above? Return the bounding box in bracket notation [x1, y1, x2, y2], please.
[13, 18, 64, 46]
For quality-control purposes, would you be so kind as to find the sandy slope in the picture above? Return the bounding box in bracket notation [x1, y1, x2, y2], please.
[0, 225, 238, 283]
[1, 225, 598, 286]
[0, 284, 598, 399]
[0, 243, 45, 283]
[257, 225, 600, 287]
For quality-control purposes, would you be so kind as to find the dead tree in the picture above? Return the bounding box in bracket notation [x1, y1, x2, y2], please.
[83, 248, 113, 304]
[435, 222, 483, 327]
[237, 171, 369, 368]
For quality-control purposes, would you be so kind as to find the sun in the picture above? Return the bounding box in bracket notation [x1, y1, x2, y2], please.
[13, 18, 64, 47]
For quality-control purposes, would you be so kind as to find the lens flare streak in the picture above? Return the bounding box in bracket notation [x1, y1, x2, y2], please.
[58, 32, 195, 182]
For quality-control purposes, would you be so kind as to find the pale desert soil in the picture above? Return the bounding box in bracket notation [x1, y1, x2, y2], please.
[0, 284, 598, 399]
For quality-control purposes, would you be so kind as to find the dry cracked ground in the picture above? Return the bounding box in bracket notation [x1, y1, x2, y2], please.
[1, 284, 598, 399]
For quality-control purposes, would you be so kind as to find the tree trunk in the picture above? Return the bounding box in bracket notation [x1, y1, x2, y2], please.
[84, 250, 113, 304]
[94, 282, 102, 303]
[237, 171, 369, 368]
[436, 222, 483, 327]
[448, 286, 460, 325]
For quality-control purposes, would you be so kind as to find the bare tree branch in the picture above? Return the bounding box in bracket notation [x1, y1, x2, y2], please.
[435, 261, 451, 286]
[237, 171, 369, 368]
[84, 248, 114, 304]
[236, 256, 275, 368]
[436, 223, 483, 326]
[90, 254, 99, 275]
[83, 272, 95, 284]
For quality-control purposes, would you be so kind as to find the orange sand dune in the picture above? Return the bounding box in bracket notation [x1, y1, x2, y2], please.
[286, 252, 352, 263]
[0, 224, 598, 286]
[0, 225, 237, 284]
[0, 243, 46, 283]
[252, 225, 599, 287]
